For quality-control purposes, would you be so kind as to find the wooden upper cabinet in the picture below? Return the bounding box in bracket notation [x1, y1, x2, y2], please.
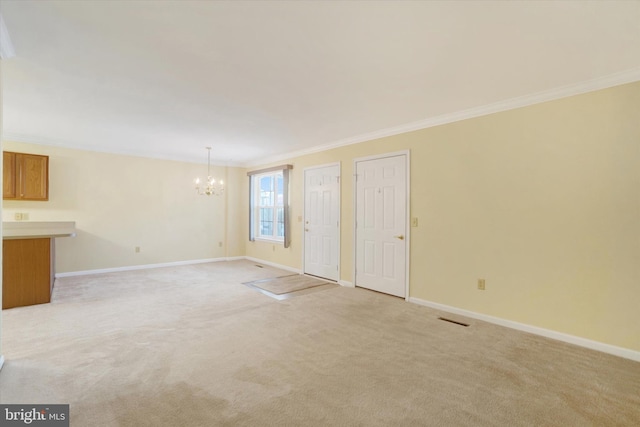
[3, 152, 17, 199]
[3, 151, 49, 201]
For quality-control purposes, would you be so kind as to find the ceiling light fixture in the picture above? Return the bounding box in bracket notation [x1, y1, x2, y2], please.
[194, 147, 224, 196]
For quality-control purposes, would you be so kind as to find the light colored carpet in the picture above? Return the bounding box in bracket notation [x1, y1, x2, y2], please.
[1, 259, 639, 426]
[244, 274, 332, 295]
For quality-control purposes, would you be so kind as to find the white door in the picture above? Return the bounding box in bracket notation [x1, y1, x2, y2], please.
[304, 164, 340, 281]
[355, 154, 407, 297]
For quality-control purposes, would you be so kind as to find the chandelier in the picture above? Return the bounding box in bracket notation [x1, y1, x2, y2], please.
[194, 147, 224, 196]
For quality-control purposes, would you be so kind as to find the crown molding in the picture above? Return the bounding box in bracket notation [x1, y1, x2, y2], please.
[0, 14, 16, 59]
[1, 132, 242, 167]
[4, 68, 638, 168]
[243, 68, 640, 167]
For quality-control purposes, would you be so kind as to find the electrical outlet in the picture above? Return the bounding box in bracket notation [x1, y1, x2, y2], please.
[14, 213, 23, 221]
[135, 246, 141, 253]
[411, 217, 418, 227]
[218, 241, 223, 247]
[22, 212, 29, 220]
[478, 279, 485, 290]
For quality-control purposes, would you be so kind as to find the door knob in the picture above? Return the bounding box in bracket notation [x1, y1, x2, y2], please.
[394, 235, 404, 240]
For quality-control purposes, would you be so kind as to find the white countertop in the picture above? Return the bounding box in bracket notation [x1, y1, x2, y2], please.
[3, 221, 77, 239]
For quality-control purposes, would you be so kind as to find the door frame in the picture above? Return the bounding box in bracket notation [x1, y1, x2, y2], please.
[302, 162, 341, 281]
[352, 150, 410, 300]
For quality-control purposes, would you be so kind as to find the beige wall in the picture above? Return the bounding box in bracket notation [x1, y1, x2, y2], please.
[2, 82, 638, 353]
[2, 142, 239, 273]
[245, 82, 640, 352]
[224, 166, 248, 258]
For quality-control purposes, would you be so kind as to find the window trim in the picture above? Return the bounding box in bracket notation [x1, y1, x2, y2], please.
[252, 171, 284, 242]
[247, 164, 292, 248]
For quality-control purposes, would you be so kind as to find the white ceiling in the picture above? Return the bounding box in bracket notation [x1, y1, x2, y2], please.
[1, 1, 639, 166]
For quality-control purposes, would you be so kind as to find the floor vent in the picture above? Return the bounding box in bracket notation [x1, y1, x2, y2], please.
[438, 317, 470, 327]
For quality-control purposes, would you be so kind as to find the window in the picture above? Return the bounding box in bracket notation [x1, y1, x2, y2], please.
[254, 172, 284, 241]
[248, 164, 292, 247]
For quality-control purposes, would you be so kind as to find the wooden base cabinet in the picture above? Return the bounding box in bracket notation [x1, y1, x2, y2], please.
[2, 238, 54, 309]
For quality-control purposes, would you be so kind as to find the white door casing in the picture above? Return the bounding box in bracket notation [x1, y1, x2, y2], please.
[355, 153, 408, 298]
[304, 164, 340, 281]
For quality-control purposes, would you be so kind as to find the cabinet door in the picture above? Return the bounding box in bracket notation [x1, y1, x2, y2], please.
[18, 153, 49, 200]
[3, 151, 17, 199]
[2, 238, 52, 309]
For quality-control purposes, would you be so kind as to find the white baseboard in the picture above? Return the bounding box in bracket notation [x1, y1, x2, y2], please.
[0, 355, 4, 371]
[243, 257, 302, 274]
[55, 255, 331, 282]
[55, 257, 230, 278]
[409, 297, 640, 362]
[53, 257, 638, 361]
